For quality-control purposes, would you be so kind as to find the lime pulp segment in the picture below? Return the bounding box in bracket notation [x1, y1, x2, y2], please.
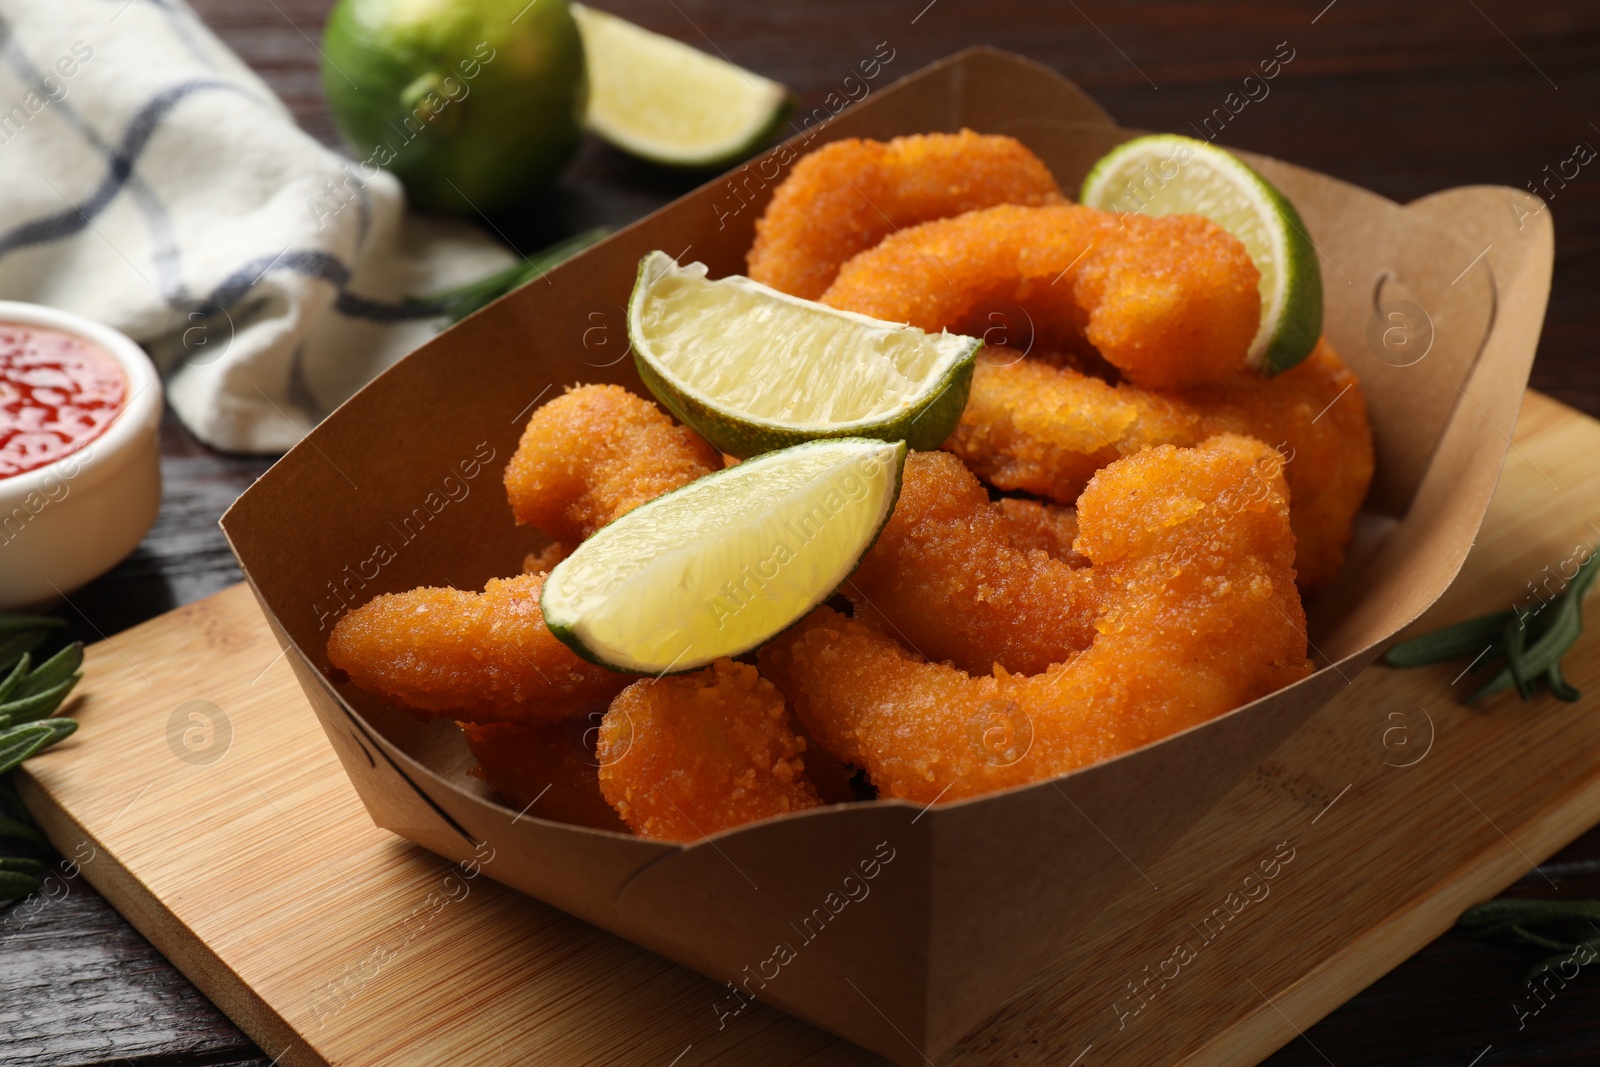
[629, 251, 979, 455]
[571, 4, 789, 167]
[542, 438, 907, 674]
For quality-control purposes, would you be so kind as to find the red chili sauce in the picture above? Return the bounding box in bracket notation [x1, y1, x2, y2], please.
[0, 323, 126, 479]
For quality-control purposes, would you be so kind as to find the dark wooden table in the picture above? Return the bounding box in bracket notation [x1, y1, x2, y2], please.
[5, 1, 1600, 1064]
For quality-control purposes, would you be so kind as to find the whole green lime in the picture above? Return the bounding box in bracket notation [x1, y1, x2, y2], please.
[321, 0, 586, 215]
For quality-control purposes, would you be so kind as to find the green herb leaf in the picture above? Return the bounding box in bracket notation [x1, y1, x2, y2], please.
[0, 718, 76, 775]
[1392, 548, 1599, 704]
[1519, 553, 1600, 677]
[0, 813, 45, 848]
[0, 614, 65, 634]
[0, 621, 82, 895]
[1462, 897, 1600, 933]
[1468, 669, 1516, 703]
[0, 653, 31, 705]
[1547, 661, 1582, 702]
[1474, 554, 1600, 701]
[0, 869, 40, 900]
[1460, 897, 1600, 978]
[1384, 609, 1513, 667]
[1504, 614, 1536, 700]
[0, 855, 45, 878]
[0, 629, 46, 674]
[17, 642, 82, 698]
[1, 675, 81, 726]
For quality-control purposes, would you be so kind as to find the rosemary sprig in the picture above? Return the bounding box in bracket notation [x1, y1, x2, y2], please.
[0, 776, 49, 901]
[1459, 898, 1600, 979]
[0, 617, 83, 901]
[408, 227, 610, 324]
[1384, 551, 1600, 702]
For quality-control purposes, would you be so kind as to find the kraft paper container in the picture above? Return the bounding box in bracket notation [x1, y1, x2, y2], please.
[222, 48, 1553, 1063]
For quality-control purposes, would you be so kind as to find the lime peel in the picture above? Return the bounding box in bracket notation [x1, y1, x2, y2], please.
[572, 3, 789, 168]
[629, 251, 979, 456]
[321, 0, 585, 214]
[1079, 133, 1322, 374]
[542, 438, 906, 674]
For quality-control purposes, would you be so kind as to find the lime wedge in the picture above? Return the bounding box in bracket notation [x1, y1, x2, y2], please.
[542, 438, 906, 674]
[1079, 134, 1322, 374]
[629, 251, 980, 457]
[571, 4, 789, 168]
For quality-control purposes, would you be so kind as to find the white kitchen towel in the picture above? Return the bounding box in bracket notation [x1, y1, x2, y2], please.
[0, 0, 516, 452]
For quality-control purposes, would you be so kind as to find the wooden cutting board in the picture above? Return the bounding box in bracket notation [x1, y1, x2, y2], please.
[17, 388, 1600, 1067]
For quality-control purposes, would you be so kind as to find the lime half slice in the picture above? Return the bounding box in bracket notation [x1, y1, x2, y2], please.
[542, 438, 906, 674]
[1080, 134, 1322, 374]
[571, 4, 789, 168]
[629, 251, 980, 457]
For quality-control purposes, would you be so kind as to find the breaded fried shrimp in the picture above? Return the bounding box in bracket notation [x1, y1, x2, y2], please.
[747, 130, 1063, 300]
[822, 203, 1261, 390]
[1182, 342, 1374, 590]
[504, 383, 721, 542]
[761, 436, 1313, 803]
[948, 358, 1198, 501]
[947, 340, 1371, 588]
[845, 451, 1098, 675]
[597, 659, 822, 840]
[327, 573, 635, 724]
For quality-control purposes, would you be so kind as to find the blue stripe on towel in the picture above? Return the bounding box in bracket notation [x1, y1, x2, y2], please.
[0, 78, 252, 258]
[197, 248, 445, 323]
[0, 15, 195, 303]
[0, 35, 448, 327]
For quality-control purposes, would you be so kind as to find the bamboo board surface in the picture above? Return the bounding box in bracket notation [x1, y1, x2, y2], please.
[16, 389, 1600, 1067]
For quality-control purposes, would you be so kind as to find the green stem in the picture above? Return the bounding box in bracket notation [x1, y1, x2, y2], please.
[409, 228, 609, 325]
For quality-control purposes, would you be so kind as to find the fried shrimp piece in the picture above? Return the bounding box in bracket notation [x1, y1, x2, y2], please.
[1183, 342, 1374, 590]
[462, 720, 626, 832]
[947, 340, 1373, 588]
[747, 130, 1063, 300]
[762, 436, 1312, 803]
[327, 573, 635, 725]
[996, 498, 1086, 565]
[845, 451, 1099, 676]
[597, 659, 822, 841]
[949, 357, 1199, 500]
[821, 203, 1261, 390]
[504, 383, 721, 543]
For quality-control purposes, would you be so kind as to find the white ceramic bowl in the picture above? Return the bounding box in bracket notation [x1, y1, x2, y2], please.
[0, 301, 162, 610]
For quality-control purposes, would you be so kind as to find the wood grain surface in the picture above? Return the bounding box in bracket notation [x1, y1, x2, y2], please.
[12, 389, 1600, 1067]
[6, 1, 1600, 1065]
